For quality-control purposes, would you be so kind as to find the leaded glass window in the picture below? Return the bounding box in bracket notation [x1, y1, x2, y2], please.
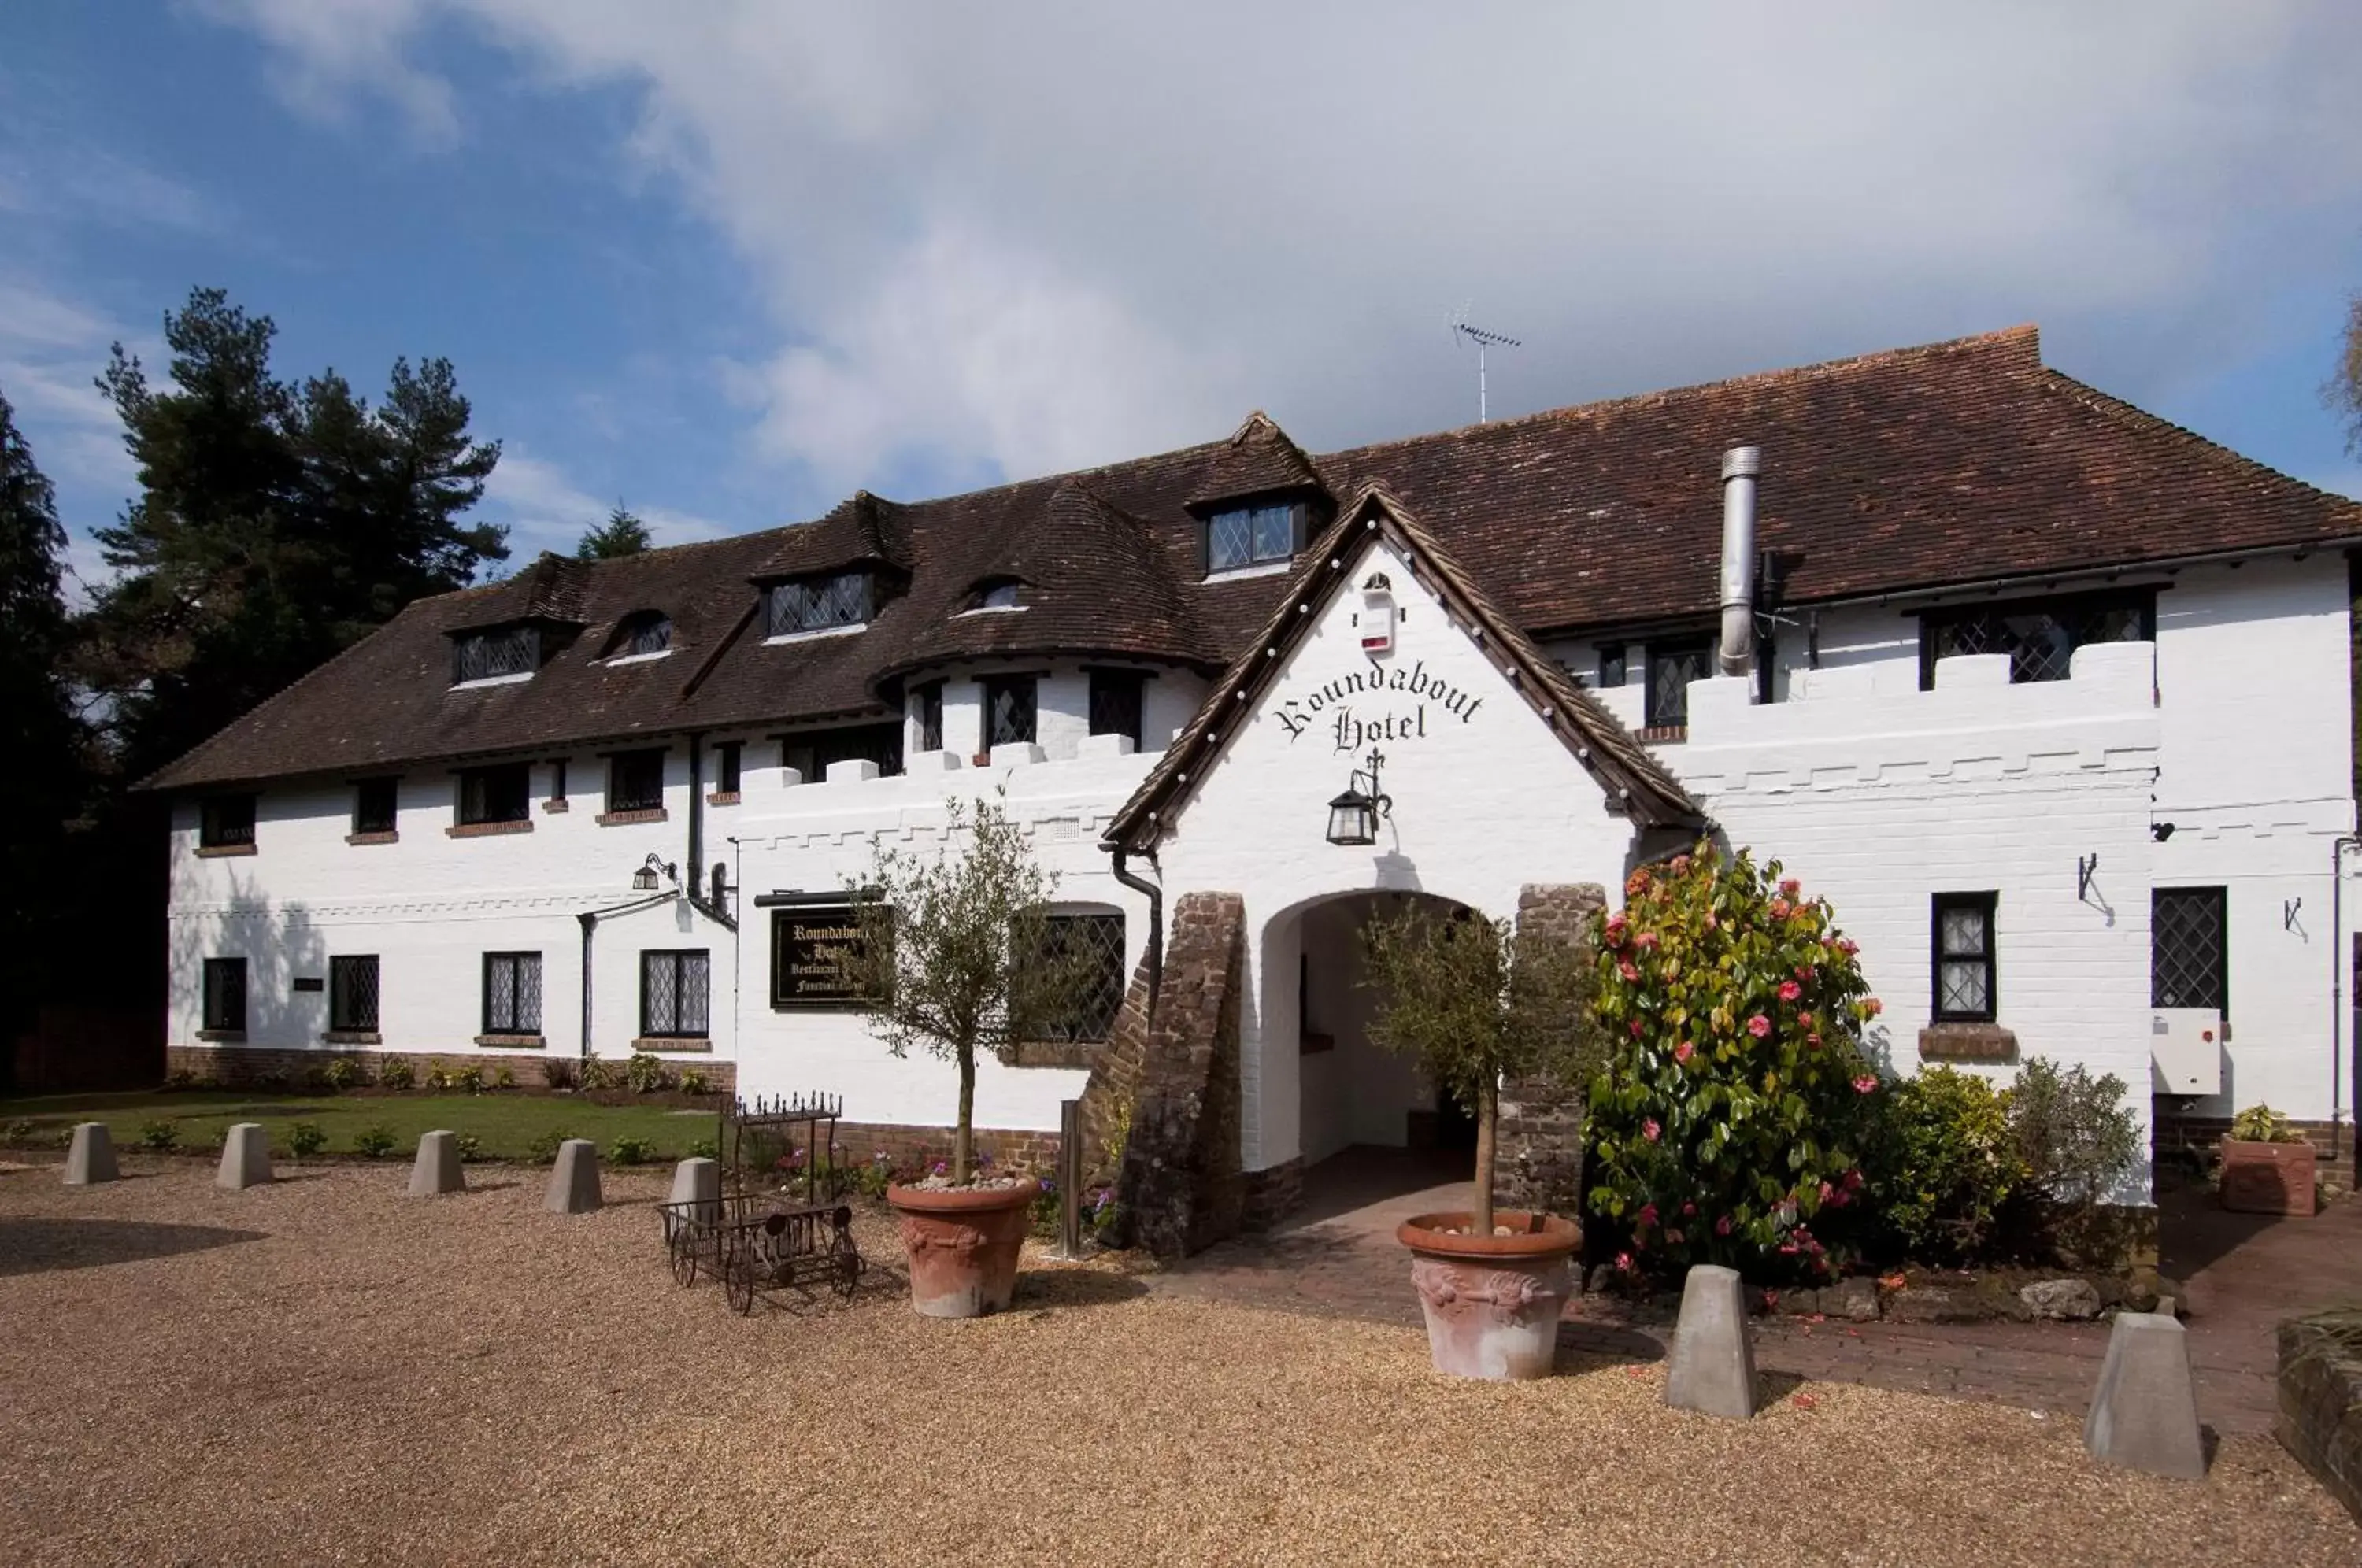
[200, 794, 257, 849]
[641, 949, 711, 1037]
[2153, 886, 2227, 1011]
[782, 721, 904, 782]
[483, 951, 542, 1034]
[457, 764, 531, 825]
[614, 612, 671, 656]
[983, 675, 1037, 747]
[913, 682, 944, 753]
[1646, 639, 1712, 729]
[1035, 913, 1126, 1043]
[1088, 668, 1145, 746]
[1206, 502, 1298, 573]
[1931, 892, 1997, 1022]
[353, 778, 398, 836]
[452, 624, 539, 683]
[1919, 593, 2153, 690]
[202, 956, 246, 1032]
[607, 749, 666, 813]
[766, 571, 873, 635]
[330, 954, 380, 1033]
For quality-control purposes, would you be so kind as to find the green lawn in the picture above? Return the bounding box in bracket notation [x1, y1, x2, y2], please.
[0, 1089, 723, 1163]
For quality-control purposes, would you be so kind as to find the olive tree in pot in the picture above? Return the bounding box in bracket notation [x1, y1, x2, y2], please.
[1359, 896, 1604, 1379]
[847, 795, 1102, 1317]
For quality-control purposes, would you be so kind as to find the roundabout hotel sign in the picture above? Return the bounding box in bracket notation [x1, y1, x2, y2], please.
[1273, 656, 1488, 756]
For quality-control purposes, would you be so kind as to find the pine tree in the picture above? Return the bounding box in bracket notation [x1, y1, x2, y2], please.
[578, 503, 652, 559]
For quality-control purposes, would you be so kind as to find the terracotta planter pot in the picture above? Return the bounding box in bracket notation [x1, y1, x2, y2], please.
[887, 1182, 1035, 1318]
[1396, 1211, 1580, 1381]
[2219, 1138, 2316, 1217]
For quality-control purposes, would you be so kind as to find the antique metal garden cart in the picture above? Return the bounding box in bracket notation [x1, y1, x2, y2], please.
[658, 1190, 864, 1313]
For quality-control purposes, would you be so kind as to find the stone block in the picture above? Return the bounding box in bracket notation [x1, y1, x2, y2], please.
[215, 1122, 272, 1189]
[2084, 1311, 2206, 1479]
[2021, 1278, 2102, 1321]
[64, 1122, 117, 1185]
[1831, 1276, 1879, 1322]
[1664, 1264, 1758, 1420]
[668, 1156, 720, 1220]
[544, 1138, 602, 1214]
[407, 1130, 466, 1196]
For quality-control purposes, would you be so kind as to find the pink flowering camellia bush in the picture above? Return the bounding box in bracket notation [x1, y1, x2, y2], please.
[1588, 843, 1885, 1282]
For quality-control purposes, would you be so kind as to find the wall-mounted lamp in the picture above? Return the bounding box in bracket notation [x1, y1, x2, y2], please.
[632, 852, 679, 893]
[1325, 748, 1394, 847]
[2151, 822, 2176, 842]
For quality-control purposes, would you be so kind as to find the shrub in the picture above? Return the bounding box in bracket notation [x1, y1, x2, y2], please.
[1588, 845, 1882, 1281]
[687, 1136, 719, 1161]
[137, 1119, 180, 1152]
[493, 1065, 517, 1090]
[351, 1125, 398, 1158]
[449, 1064, 485, 1096]
[1028, 1177, 1061, 1238]
[527, 1129, 575, 1164]
[679, 1069, 710, 1096]
[1088, 1185, 1124, 1245]
[609, 1135, 656, 1166]
[424, 1068, 450, 1091]
[162, 1069, 202, 1091]
[454, 1133, 484, 1163]
[856, 1152, 895, 1200]
[321, 1057, 362, 1092]
[1871, 1067, 2023, 1262]
[624, 1052, 672, 1094]
[2009, 1058, 2141, 1209]
[542, 1057, 577, 1091]
[376, 1058, 416, 1091]
[578, 1058, 619, 1092]
[4, 1118, 35, 1145]
[286, 1122, 328, 1158]
[251, 1068, 291, 1092]
[2230, 1102, 2303, 1143]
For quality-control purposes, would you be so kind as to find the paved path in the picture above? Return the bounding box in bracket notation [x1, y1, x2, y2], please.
[1148, 1148, 2362, 1436]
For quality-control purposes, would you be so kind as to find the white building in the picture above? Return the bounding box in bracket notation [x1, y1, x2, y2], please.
[148, 327, 2362, 1221]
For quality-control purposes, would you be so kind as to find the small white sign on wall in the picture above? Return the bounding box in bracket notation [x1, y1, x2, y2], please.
[1359, 573, 1396, 656]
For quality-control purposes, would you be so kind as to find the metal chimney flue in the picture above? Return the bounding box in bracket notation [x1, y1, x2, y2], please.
[1717, 446, 1761, 679]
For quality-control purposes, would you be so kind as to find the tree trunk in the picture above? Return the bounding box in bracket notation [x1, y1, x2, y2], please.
[953, 1041, 976, 1185]
[1472, 1073, 1498, 1234]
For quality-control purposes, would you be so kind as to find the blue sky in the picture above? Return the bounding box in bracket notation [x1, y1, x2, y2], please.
[5, 3, 2360, 596]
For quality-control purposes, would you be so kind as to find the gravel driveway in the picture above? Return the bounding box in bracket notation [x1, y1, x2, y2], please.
[2, 1157, 2353, 1566]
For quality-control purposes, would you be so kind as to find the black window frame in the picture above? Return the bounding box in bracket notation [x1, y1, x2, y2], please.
[329, 954, 380, 1034]
[1645, 638, 1713, 729]
[352, 778, 398, 836]
[781, 721, 905, 782]
[457, 763, 532, 826]
[610, 611, 672, 657]
[765, 571, 874, 637]
[607, 748, 667, 814]
[1204, 500, 1305, 575]
[2152, 886, 2229, 1012]
[482, 950, 544, 1036]
[913, 680, 945, 753]
[450, 623, 540, 685]
[981, 674, 1038, 748]
[199, 794, 257, 849]
[1931, 891, 2000, 1024]
[202, 956, 247, 1033]
[1916, 588, 2156, 691]
[548, 758, 568, 805]
[1597, 643, 1626, 688]
[715, 741, 742, 796]
[1031, 911, 1127, 1044]
[639, 948, 712, 1039]
[1087, 668, 1146, 747]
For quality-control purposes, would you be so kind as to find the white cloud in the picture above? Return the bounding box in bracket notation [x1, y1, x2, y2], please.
[482, 448, 728, 560]
[203, 2, 2362, 485]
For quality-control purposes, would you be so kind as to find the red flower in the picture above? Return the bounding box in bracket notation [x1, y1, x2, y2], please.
[1794, 963, 1815, 982]
[1842, 1168, 1864, 1191]
[1628, 1019, 1645, 1038]
[1673, 1041, 1694, 1063]
[1769, 897, 1791, 919]
[1635, 930, 1660, 950]
[1806, 1033, 1823, 1048]
[1681, 1200, 1696, 1216]
[1746, 1014, 1772, 1038]
[1664, 1228, 1684, 1245]
[1618, 960, 1640, 982]
[1780, 878, 1801, 897]
[1615, 1251, 1635, 1272]
[1864, 997, 1883, 1017]
[1818, 1180, 1834, 1204]
[1642, 1119, 1661, 1143]
[1670, 854, 1692, 875]
[1797, 1011, 1814, 1029]
[1625, 869, 1653, 897]
[1836, 937, 1859, 956]
[1778, 979, 1802, 1002]
[1604, 914, 1629, 948]
[1637, 1203, 1659, 1227]
[1715, 1214, 1733, 1236]
[1851, 1075, 1879, 1094]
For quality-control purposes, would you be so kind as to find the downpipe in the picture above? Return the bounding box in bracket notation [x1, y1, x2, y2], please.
[1109, 845, 1164, 1011]
[577, 890, 679, 1060]
[2335, 834, 2359, 1170]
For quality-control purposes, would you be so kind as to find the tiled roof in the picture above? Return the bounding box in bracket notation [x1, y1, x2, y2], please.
[1186, 411, 1329, 513]
[1105, 485, 1705, 848]
[143, 326, 2362, 790]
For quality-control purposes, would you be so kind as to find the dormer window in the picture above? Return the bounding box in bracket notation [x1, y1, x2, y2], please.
[765, 570, 872, 638]
[451, 623, 540, 685]
[1205, 501, 1305, 575]
[609, 612, 672, 659]
[961, 577, 1025, 613]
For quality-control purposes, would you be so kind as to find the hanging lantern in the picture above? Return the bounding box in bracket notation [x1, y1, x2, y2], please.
[1324, 748, 1392, 846]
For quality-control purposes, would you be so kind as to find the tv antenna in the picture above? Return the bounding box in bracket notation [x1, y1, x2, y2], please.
[1449, 309, 1521, 423]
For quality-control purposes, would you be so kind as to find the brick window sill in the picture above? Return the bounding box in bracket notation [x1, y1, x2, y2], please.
[1634, 725, 1688, 745]
[706, 791, 742, 806]
[322, 1030, 382, 1046]
[1919, 1023, 2017, 1063]
[476, 1034, 546, 1049]
[631, 1036, 712, 1053]
[346, 830, 398, 846]
[196, 843, 257, 858]
[597, 808, 670, 827]
[1005, 1039, 1105, 1070]
[194, 1029, 246, 1042]
[542, 798, 571, 813]
[447, 819, 534, 838]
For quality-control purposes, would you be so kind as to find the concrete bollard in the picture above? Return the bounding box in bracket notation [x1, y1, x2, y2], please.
[407, 1130, 466, 1196]
[2084, 1311, 2207, 1478]
[64, 1122, 118, 1186]
[544, 1138, 602, 1214]
[215, 1123, 272, 1189]
[668, 1156, 720, 1221]
[1664, 1263, 1759, 1420]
